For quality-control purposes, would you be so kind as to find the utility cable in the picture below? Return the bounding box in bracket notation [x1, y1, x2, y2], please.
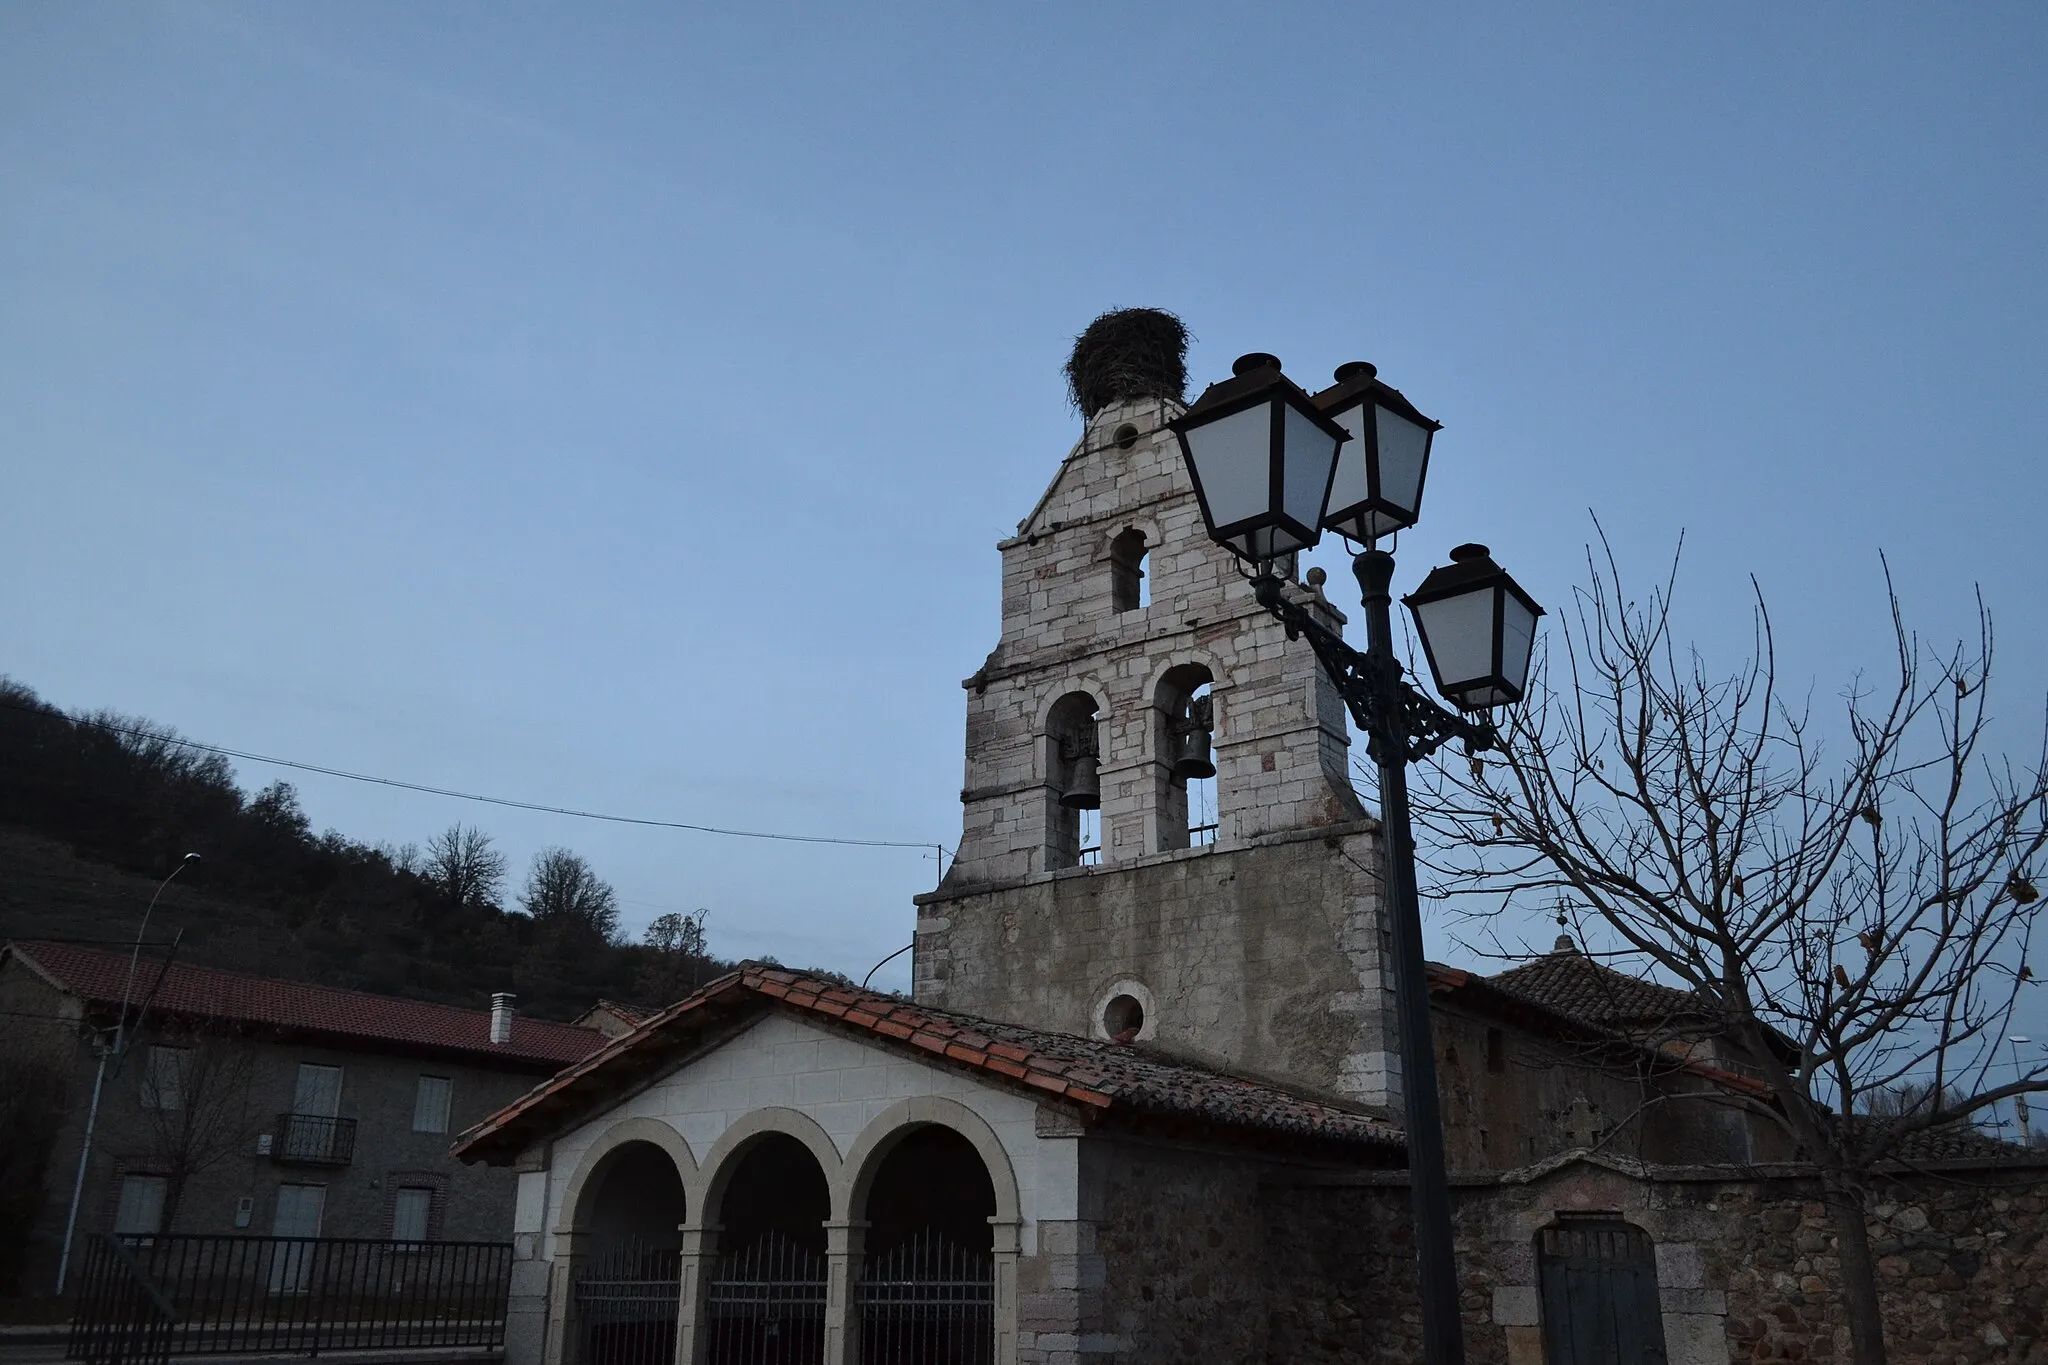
[0, 697, 945, 858]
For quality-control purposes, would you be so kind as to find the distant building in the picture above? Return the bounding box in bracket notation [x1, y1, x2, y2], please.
[0, 940, 604, 1297]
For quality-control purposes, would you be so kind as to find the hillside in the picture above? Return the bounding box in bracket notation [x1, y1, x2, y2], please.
[0, 678, 727, 1020]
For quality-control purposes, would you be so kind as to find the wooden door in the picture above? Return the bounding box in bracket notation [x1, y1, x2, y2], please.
[1537, 1220, 1668, 1365]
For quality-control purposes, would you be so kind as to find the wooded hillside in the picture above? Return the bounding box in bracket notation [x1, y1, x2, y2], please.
[0, 678, 728, 1020]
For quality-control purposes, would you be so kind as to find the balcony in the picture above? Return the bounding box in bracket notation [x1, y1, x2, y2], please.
[272, 1112, 357, 1167]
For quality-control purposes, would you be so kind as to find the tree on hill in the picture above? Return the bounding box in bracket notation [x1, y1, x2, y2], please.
[520, 847, 620, 943]
[423, 824, 507, 912]
[1414, 540, 2048, 1364]
[637, 909, 713, 1004]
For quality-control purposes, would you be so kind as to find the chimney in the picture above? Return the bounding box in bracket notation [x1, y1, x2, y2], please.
[490, 992, 515, 1045]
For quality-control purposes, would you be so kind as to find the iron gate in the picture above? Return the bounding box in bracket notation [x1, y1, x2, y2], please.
[1537, 1220, 1669, 1365]
[705, 1231, 826, 1365]
[857, 1232, 993, 1365]
[574, 1238, 680, 1365]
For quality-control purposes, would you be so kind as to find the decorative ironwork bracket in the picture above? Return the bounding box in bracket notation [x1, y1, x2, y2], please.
[1252, 576, 1495, 767]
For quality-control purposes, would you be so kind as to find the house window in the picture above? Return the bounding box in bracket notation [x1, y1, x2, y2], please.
[293, 1063, 343, 1116]
[391, 1187, 434, 1243]
[114, 1174, 167, 1237]
[413, 1076, 453, 1134]
[141, 1045, 189, 1111]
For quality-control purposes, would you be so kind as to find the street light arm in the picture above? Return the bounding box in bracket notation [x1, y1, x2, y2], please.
[1251, 572, 1495, 765]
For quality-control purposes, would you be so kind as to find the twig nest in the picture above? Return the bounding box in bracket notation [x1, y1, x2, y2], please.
[1064, 308, 1189, 419]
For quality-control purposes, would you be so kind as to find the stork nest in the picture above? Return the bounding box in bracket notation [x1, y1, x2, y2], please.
[1064, 308, 1189, 419]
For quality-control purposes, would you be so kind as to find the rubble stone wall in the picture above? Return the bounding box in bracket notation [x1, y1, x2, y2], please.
[1260, 1157, 2048, 1365]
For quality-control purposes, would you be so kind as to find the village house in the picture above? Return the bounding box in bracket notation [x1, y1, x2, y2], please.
[0, 938, 605, 1297]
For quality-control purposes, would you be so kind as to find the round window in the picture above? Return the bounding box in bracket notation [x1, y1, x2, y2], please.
[1102, 993, 1146, 1039]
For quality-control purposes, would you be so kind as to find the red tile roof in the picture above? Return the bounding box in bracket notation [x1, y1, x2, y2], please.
[454, 964, 1406, 1164]
[4, 940, 604, 1069]
[1488, 941, 1714, 1030]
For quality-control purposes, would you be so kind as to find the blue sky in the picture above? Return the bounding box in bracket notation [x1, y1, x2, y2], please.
[3, 3, 2044, 1051]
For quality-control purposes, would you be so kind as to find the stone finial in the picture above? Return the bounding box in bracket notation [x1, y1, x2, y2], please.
[1554, 934, 1579, 953]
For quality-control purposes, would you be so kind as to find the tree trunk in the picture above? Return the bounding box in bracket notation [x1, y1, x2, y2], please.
[1819, 1169, 1888, 1364]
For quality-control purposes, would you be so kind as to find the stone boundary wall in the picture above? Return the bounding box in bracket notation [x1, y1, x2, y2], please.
[1261, 1156, 2048, 1364]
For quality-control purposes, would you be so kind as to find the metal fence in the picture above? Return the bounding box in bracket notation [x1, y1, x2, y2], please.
[574, 1238, 680, 1365]
[67, 1233, 511, 1364]
[857, 1232, 992, 1365]
[704, 1232, 825, 1365]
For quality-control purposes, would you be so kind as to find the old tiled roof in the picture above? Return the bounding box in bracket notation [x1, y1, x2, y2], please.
[453, 964, 1406, 1165]
[4, 940, 604, 1068]
[1488, 942, 1714, 1031]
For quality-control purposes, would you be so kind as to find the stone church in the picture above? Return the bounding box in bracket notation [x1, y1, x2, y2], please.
[456, 323, 2048, 1365]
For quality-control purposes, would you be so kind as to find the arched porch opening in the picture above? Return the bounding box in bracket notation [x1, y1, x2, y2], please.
[571, 1141, 687, 1365]
[855, 1125, 998, 1365]
[705, 1133, 831, 1364]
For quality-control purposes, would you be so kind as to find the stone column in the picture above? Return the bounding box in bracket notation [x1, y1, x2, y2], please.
[822, 1220, 867, 1365]
[672, 1222, 718, 1365]
[504, 1228, 553, 1365]
[990, 1218, 1022, 1365]
[543, 1228, 584, 1365]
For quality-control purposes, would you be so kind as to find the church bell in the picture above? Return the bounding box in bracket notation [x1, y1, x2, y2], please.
[1060, 749, 1102, 810]
[1171, 696, 1216, 780]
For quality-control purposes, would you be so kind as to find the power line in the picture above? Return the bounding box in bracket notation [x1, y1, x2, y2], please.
[1, 698, 944, 857]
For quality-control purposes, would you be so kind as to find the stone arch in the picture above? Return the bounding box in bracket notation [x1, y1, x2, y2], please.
[692, 1106, 843, 1226]
[1032, 676, 1115, 736]
[558, 1116, 697, 1234]
[1152, 660, 1220, 852]
[838, 1096, 1022, 1226]
[1039, 686, 1107, 871]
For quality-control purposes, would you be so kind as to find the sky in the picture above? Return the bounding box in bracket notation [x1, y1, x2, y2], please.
[3, 4, 2045, 1074]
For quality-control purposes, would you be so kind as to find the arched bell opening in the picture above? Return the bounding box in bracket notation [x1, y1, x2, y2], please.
[570, 1141, 687, 1365]
[855, 1125, 998, 1365]
[1108, 528, 1150, 613]
[704, 1134, 830, 1364]
[1154, 664, 1218, 851]
[1044, 691, 1103, 870]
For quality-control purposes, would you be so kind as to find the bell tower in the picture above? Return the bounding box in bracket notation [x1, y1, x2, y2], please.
[913, 311, 1403, 1108]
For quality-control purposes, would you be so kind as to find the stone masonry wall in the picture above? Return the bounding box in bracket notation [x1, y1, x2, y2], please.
[917, 825, 1399, 1106]
[920, 390, 1402, 1109]
[1260, 1157, 2048, 1365]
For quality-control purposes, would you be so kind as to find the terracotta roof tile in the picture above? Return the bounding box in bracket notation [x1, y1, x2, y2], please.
[6, 940, 604, 1068]
[454, 963, 1404, 1164]
[1489, 944, 1712, 1030]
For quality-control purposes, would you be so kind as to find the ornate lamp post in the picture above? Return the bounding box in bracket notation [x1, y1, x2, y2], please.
[1171, 354, 1544, 1365]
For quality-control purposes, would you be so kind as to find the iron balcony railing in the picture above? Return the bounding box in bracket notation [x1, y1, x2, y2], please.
[272, 1113, 356, 1167]
[67, 1233, 512, 1365]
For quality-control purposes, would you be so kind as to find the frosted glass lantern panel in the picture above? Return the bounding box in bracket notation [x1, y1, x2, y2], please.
[1414, 589, 1499, 695]
[1281, 403, 1342, 533]
[1497, 592, 1540, 699]
[1375, 405, 1431, 522]
[1183, 404, 1272, 531]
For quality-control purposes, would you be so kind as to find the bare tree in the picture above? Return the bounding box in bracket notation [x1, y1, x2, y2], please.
[520, 847, 620, 942]
[638, 909, 712, 1002]
[126, 1026, 262, 1231]
[1411, 534, 2048, 1364]
[423, 824, 507, 911]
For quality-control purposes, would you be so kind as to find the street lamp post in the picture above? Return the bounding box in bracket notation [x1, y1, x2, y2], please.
[1171, 354, 1543, 1365]
[2012, 1036, 2035, 1142]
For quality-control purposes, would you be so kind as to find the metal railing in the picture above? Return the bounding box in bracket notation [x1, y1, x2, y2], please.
[272, 1113, 357, 1167]
[67, 1233, 512, 1362]
[857, 1231, 993, 1365]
